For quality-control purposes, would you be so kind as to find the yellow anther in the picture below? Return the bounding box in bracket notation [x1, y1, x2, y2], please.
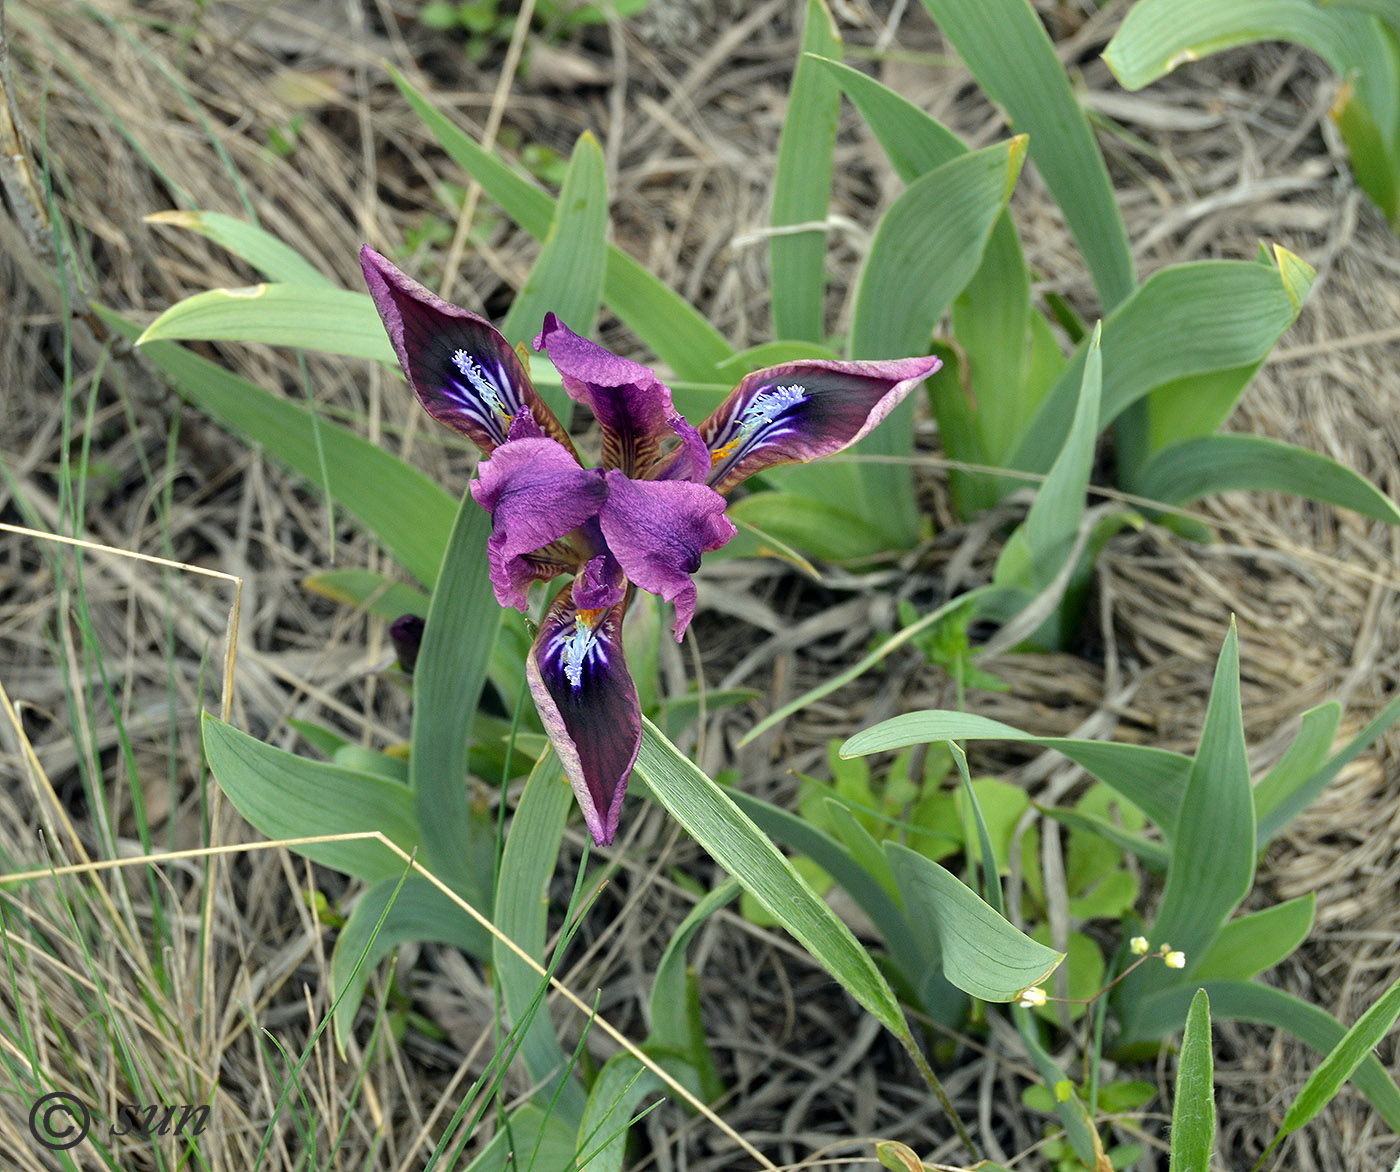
[710, 439, 740, 466]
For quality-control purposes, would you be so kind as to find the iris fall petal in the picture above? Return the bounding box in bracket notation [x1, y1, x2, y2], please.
[697, 356, 943, 493]
[361, 247, 575, 457]
[528, 581, 640, 846]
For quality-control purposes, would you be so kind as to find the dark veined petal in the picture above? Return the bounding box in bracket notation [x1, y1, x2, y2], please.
[696, 356, 943, 494]
[361, 247, 574, 457]
[535, 313, 699, 478]
[597, 472, 736, 640]
[470, 438, 606, 611]
[528, 576, 639, 846]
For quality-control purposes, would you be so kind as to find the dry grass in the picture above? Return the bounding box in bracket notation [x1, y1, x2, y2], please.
[2, 0, 1399, 1168]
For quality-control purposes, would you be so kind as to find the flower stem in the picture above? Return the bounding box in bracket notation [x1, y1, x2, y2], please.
[899, 1029, 979, 1161]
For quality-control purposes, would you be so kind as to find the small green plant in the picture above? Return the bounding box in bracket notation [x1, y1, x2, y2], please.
[1106, 0, 1400, 230]
[421, 0, 650, 60]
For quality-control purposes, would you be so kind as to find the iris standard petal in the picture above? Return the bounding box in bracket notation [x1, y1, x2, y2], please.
[597, 472, 736, 639]
[528, 581, 640, 846]
[471, 438, 608, 611]
[535, 313, 694, 478]
[697, 356, 943, 494]
[361, 247, 575, 457]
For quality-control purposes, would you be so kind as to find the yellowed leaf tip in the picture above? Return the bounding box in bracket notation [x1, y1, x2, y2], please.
[143, 209, 203, 227]
[222, 284, 269, 299]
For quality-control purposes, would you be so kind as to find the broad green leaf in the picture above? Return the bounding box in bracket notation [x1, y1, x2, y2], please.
[1122, 624, 1255, 1017]
[1039, 804, 1169, 873]
[411, 492, 501, 902]
[1257, 690, 1400, 842]
[303, 569, 429, 622]
[494, 752, 588, 1120]
[814, 56, 965, 181]
[841, 710, 1192, 835]
[884, 842, 1062, 1002]
[201, 715, 419, 883]
[1170, 990, 1215, 1172]
[1192, 895, 1315, 982]
[823, 799, 900, 901]
[633, 721, 909, 1038]
[389, 67, 734, 381]
[1011, 258, 1312, 476]
[287, 718, 350, 759]
[725, 786, 927, 985]
[97, 309, 456, 588]
[716, 515, 821, 580]
[770, 0, 842, 342]
[922, 0, 1135, 310]
[463, 1101, 579, 1172]
[1253, 704, 1342, 831]
[1127, 980, 1400, 1132]
[577, 1054, 671, 1172]
[1277, 974, 1400, 1138]
[1331, 76, 1400, 223]
[1135, 434, 1400, 524]
[146, 209, 335, 287]
[137, 284, 397, 365]
[647, 879, 737, 1101]
[724, 491, 898, 562]
[1129, 362, 1264, 461]
[995, 323, 1102, 594]
[851, 138, 1027, 361]
[500, 130, 610, 426]
[1105, 0, 1400, 144]
[331, 874, 487, 1049]
[829, 136, 1025, 545]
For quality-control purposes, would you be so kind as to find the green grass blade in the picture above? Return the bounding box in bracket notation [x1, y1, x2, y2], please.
[922, 0, 1135, 310]
[841, 710, 1191, 833]
[136, 284, 396, 365]
[1128, 980, 1400, 1131]
[500, 130, 610, 427]
[632, 720, 909, 1038]
[200, 715, 420, 883]
[1277, 974, 1400, 1139]
[836, 137, 1025, 544]
[1011, 257, 1311, 475]
[1192, 896, 1315, 982]
[770, 0, 842, 342]
[1169, 990, 1216, 1172]
[411, 492, 501, 902]
[493, 752, 589, 1121]
[145, 210, 335, 286]
[1135, 434, 1400, 523]
[97, 309, 456, 587]
[576, 1056, 666, 1172]
[724, 491, 899, 562]
[331, 874, 489, 1049]
[884, 843, 1062, 1002]
[389, 66, 733, 380]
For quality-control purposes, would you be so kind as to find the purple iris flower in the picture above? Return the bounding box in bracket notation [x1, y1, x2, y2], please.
[361, 246, 941, 846]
